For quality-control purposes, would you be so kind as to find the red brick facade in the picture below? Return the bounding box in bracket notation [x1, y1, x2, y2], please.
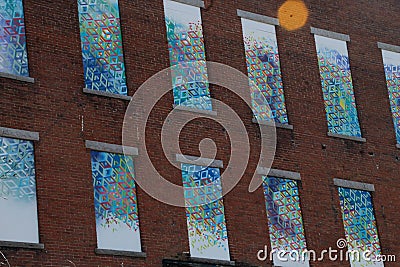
[0, 0, 399, 266]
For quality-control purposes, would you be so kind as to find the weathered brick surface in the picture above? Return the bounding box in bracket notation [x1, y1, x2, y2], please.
[0, 0, 399, 266]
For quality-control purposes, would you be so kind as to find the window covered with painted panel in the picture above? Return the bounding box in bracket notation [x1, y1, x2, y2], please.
[314, 35, 362, 137]
[163, 0, 212, 111]
[0, 0, 29, 77]
[181, 163, 230, 261]
[90, 151, 142, 252]
[262, 176, 309, 267]
[77, 0, 127, 95]
[0, 137, 39, 243]
[338, 187, 383, 267]
[241, 18, 288, 125]
[381, 50, 400, 144]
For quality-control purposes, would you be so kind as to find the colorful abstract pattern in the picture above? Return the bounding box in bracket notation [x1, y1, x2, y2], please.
[315, 35, 362, 137]
[78, 0, 127, 95]
[91, 151, 141, 251]
[182, 163, 230, 261]
[0, 137, 36, 201]
[262, 177, 308, 253]
[241, 18, 288, 124]
[338, 187, 382, 266]
[0, 136, 39, 243]
[382, 50, 400, 144]
[164, 0, 212, 111]
[0, 0, 29, 76]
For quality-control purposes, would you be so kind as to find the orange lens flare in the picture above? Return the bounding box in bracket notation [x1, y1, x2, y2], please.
[278, 0, 309, 31]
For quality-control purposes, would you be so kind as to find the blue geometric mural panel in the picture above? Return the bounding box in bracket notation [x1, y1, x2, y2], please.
[0, 136, 39, 243]
[314, 35, 362, 137]
[241, 18, 288, 124]
[382, 50, 400, 144]
[163, 0, 212, 111]
[90, 150, 141, 252]
[0, 0, 29, 76]
[181, 163, 230, 261]
[262, 176, 309, 266]
[78, 0, 127, 95]
[338, 187, 383, 267]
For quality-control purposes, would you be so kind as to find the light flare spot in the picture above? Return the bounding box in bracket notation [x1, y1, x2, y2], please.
[278, 0, 309, 31]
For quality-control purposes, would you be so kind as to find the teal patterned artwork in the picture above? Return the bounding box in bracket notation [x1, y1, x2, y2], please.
[90, 150, 141, 252]
[241, 18, 288, 124]
[0, 136, 39, 243]
[338, 187, 384, 267]
[0, 0, 29, 76]
[77, 0, 127, 95]
[262, 176, 309, 267]
[163, 0, 212, 111]
[315, 35, 362, 137]
[181, 163, 230, 261]
[381, 50, 400, 145]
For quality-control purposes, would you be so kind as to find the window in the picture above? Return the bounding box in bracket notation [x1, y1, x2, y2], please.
[163, 0, 212, 111]
[262, 176, 309, 267]
[90, 150, 142, 252]
[380, 48, 400, 145]
[77, 0, 127, 95]
[313, 29, 362, 138]
[0, 0, 29, 77]
[181, 163, 230, 261]
[0, 136, 39, 244]
[240, 16, 289, 125]
[337, 186, 383, 267]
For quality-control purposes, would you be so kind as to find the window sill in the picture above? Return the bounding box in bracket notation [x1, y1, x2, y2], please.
[172, 0, 205, 8]
[95, 248, 146, 258]
[333, 178, 375, 192]
[83, 88, 132, 101]
[0, 72, 34, 83]
[257, 167, 302, 181]
[85, 140, 139, 156]
[396, 144, 400, 149]
[327, 132, 366, 143]
[0, 127, 39, 141]
[0, 241, 44, 250]
[175, 154, 224, 168]
[189, 257, 236, 266]
[173, 104, 217, 116]
[252, 118, 294, 130]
